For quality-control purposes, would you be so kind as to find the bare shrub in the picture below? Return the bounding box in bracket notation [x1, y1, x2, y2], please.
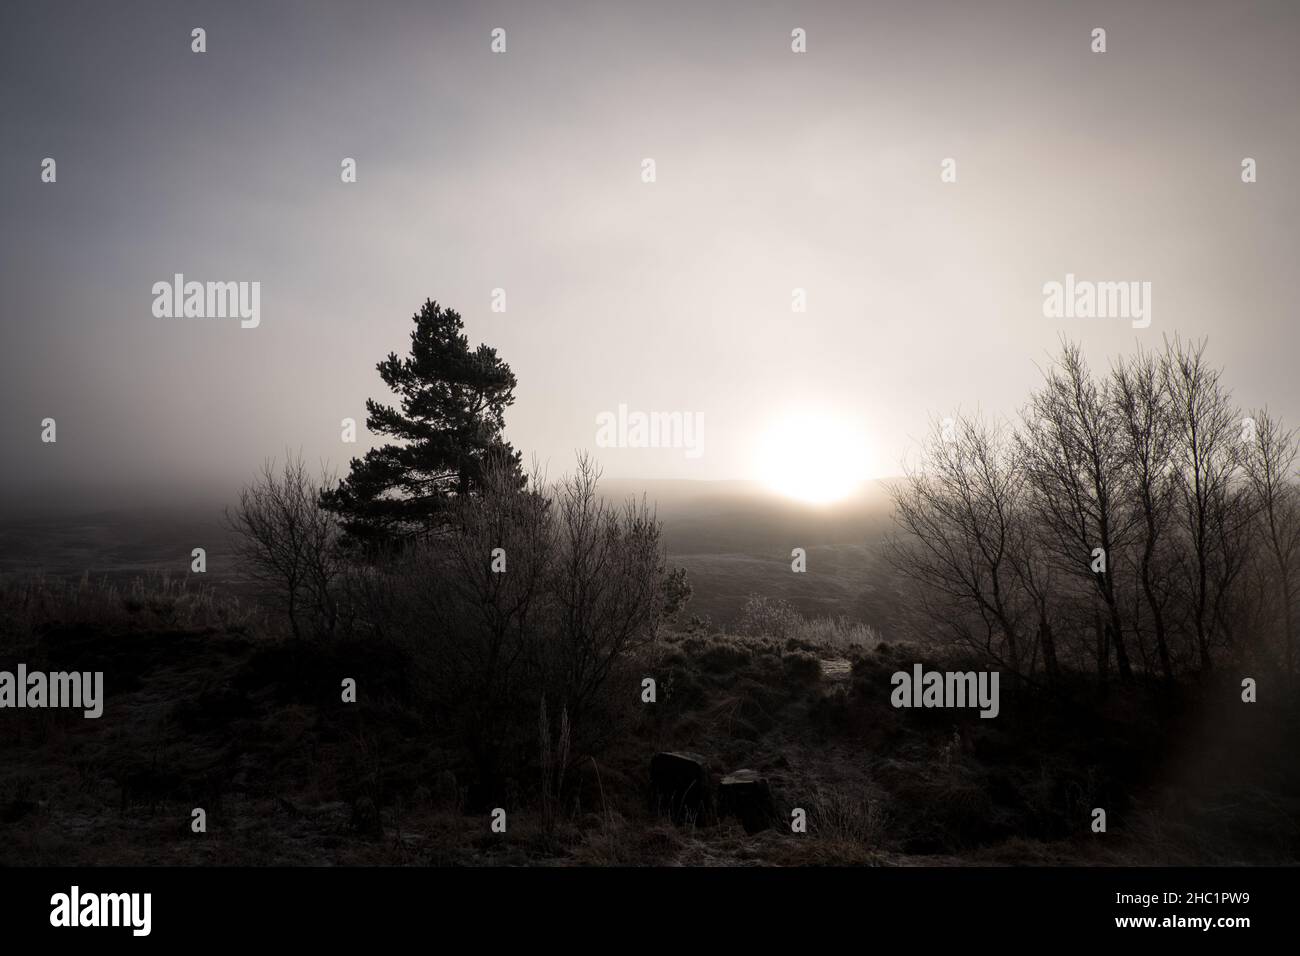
[225, 452, 342, 639]
[808, 784, 887, 845]
[546, 456, 673, 737]
[735, 594, 802, 640]
[0, 573, 254, 641]
[794, 615, 880, 651]
[363, 454, 682, 798]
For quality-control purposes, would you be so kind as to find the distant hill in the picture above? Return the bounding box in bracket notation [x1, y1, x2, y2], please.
[0, 479, 909, 635]
[600, 479, 906, 632]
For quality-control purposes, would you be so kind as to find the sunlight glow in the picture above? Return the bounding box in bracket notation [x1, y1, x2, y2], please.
[755, 412, 869, 504]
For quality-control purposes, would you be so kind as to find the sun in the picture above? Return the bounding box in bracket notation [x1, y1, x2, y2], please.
[755, 412, 869, 504]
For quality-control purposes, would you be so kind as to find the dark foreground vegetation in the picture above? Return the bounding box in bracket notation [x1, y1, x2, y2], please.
[2, 575, 1297, 866]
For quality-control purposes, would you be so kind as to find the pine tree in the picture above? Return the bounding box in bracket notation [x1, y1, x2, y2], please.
[321, 299, 523, 548]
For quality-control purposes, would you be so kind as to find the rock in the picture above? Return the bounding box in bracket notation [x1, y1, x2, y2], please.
[650, 752, 713, 824]
[719, 769, 775, 834]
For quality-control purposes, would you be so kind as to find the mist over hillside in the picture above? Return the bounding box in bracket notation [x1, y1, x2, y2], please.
[600, 478, 903, 628]
[0, 479, 905, 631]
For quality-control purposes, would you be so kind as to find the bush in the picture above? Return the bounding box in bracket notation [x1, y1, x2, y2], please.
[735, 594, 802, 640]
[735, 595, 878, 651]
[226, 453, 342, 639]
[0, 573, 252, 641]
[808, 784, 885, 845]
[351, 455, 685, 799]
[782, 650, 822, 685]
[793, 615, 880, 651]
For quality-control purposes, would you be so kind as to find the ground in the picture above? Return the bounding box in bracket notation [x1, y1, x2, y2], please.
[3, 578, 1297, 866]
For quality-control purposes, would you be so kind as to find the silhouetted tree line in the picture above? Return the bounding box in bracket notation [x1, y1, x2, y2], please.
[889, 338, 1300, 691]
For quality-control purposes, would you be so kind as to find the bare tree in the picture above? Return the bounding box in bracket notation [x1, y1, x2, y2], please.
[226, 453, 342, 639]
[1161, 336, 1246, 671]
[398, 460, 554, 791]
[548, 453, 672, 732]
[1019, 343, 1137, 683]
[1243, 409, 1300, 681]
[1111, 348, 1179, 683]
[380, 453, 677, 797]
[1002, 454, 1063, 684]
[888, 413, 1032, 676]
[890, 338, 1297, 690]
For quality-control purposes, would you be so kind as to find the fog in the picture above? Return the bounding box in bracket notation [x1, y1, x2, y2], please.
[2, 0, 1297, 512]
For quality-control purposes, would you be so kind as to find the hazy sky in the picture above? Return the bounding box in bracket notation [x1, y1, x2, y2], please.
[2, 0, 1298, 510]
